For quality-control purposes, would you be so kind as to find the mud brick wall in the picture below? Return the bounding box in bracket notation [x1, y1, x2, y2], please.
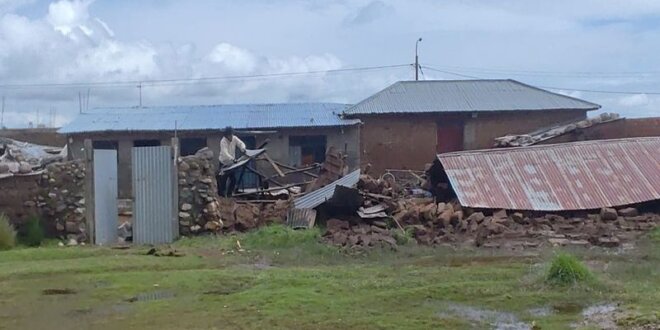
[177, 153, 290, 236]
[0, 175, 41, 226]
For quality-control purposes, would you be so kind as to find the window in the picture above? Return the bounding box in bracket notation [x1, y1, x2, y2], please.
[92, 140, 118, 150]
[180, 138, 207, 156]
[133, 139, 161, 147]
[289, 135, 327, 166]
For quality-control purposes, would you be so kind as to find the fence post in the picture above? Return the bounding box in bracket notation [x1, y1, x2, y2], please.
[83, 139, 95, 244]
[171, 137, 180, 240]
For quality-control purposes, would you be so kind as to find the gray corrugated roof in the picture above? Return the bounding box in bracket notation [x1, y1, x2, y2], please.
[293, 169, 361, 209]
[344, 79, 601, 115]
[59, 103, 360, 134]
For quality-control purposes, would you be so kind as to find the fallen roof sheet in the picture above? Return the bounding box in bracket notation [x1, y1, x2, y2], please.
[344, 79, 600, 115]
[294, 169, 361, 209]
[59, 103, 360, 134]
[437, 137, 660, 211]
[494, 112, 622, 147]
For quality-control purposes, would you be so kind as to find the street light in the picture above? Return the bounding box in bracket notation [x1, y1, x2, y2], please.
[415, 37, 423, 81]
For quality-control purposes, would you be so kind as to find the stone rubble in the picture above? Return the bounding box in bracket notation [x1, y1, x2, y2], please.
[322, 173, 660, 250]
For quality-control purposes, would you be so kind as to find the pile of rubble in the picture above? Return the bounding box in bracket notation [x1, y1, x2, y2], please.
[321, 174, 659, 250]
[0, 137, 65, 177]
[494, 112, 620, 147]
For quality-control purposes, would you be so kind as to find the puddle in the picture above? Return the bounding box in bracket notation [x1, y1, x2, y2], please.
[42, 288, 77, 295]
[437, 302, 531, 330]
[126, 291, 175, 303]
[576, 303, 619, 330]
[527, 306, 553, 317]
[551, 302, 584, 314]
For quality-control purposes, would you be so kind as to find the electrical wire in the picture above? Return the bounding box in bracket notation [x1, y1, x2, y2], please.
[0, 64, 413, 89]
[421, 65, 660, 95]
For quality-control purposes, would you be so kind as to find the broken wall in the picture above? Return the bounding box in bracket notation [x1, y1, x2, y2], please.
[0, 160, 87, 242]
[177, 153, 289, 236]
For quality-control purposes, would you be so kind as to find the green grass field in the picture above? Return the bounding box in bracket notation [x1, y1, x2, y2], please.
[0, 226, 658, 330]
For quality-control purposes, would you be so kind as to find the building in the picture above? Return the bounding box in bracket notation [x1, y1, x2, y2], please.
[343, 79, 601, 174]
[59, 103, 360, 198]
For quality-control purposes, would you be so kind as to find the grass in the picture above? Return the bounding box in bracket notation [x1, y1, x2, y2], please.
[0, 225, 658, 329]
[0, 213, 16, 251]
[546, 253, 595, 286]
[17, 215, 44, 247]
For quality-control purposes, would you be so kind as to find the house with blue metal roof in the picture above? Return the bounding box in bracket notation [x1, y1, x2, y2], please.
[342, 79, 601, 174]
[60, 103, 360, 198]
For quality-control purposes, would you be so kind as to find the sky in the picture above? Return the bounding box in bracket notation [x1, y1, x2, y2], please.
[0, 0, 659, 127]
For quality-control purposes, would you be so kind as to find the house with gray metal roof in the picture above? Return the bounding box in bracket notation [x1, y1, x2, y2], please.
[60, 103, 361, 198]
[342, 79, 601, 174]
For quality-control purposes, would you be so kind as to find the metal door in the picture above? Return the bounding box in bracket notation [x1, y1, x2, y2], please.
[132, 146, 178, 244]
[94, 149, 118, 245]
[436, 122, 464, 153]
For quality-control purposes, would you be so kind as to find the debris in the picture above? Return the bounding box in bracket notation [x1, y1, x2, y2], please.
[600, 208, 618, 221]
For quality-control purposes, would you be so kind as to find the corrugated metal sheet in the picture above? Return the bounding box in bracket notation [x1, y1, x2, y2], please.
[132, 146, 177, 244]
[60, 103, 360, 134]
[286, 208, 317, 229]
[438, 137, 660, 211]
[93, 149, 118, 245]
[344, 79, 600, 115]
[294, 169, 361, 209]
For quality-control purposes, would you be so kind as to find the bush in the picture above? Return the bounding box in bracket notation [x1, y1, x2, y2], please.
[391, 228, 414, 245]
[0, 213, 17, 250]
[18, 216, 45, 247]
[546, 253, 594, 285]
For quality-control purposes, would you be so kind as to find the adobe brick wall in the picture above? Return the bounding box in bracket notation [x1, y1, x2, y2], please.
[358, 114, 439, 174]
[463, 110, 587, 149]
[357, 109, 588, 174]
[624, 117, 660, 138]
[540, 117, 660, 145]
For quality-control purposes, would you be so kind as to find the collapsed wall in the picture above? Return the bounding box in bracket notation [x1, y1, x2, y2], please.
[177, 152, 289, 236]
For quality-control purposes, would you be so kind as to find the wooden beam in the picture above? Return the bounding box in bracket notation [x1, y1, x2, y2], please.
[264, 153, 285, 177]
[83, 139, 95, 245]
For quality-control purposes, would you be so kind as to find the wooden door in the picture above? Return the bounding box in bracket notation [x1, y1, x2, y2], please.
[436, 123, 464, 153]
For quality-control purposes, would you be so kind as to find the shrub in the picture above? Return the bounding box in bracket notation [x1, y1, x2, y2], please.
[546, 253, 594, 285]
[18, 216, 45, 247]
[0, 213, 17, 250]
[391, 228, 414, 245]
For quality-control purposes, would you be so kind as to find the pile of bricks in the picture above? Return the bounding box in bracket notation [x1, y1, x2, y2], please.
[321, 174, 660, 250]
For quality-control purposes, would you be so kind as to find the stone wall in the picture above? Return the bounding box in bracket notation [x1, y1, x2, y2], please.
[177, 152, 289, 236]
[0, 160, 87, 242]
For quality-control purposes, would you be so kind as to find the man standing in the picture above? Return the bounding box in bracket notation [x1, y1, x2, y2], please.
[217, 126, 246, 197]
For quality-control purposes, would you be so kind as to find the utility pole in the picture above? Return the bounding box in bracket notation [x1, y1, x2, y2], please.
[1, 96, 5, 128]
[415, 37, 422, 81]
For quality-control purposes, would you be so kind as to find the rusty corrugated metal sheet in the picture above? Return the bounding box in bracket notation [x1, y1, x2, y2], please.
[437, 137, 660, 211]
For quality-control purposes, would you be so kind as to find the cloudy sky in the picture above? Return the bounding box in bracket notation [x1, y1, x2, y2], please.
[1, 0, 659, 127]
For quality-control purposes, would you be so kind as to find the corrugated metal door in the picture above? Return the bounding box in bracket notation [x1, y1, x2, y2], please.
[132, 146, 178, 244]
[94, 149, 118, 245]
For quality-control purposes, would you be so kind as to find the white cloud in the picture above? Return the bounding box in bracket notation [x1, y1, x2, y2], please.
[1, 0, 660, 127]
[618, 93, 649, 107]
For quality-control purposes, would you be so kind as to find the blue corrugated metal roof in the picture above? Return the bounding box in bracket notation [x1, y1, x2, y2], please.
[344, 79, 601, 115]
[59, 103, 360, 134]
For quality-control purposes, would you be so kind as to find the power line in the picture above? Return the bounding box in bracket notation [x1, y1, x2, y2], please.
[0, 64, 413, 90]
[421, 65, 660, 95]
[423, 63, 660, 77]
